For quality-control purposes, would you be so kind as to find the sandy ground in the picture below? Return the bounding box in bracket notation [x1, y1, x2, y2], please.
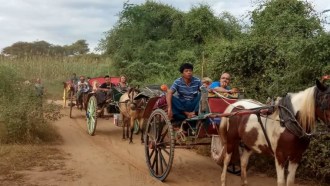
[16, 105, 309, 186]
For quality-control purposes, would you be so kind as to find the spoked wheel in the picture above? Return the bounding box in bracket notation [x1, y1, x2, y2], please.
[144, 109, 175, 181]
[69, 91, 74, 118]
[86, 95, 97, 136]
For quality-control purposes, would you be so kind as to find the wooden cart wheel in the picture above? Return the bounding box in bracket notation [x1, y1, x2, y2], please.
[86, 95, 97, 136]
[69, 90, 74, 118]
[144, 109, 175, 181]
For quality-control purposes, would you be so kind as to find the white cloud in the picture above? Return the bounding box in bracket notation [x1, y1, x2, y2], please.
[0, 0, 329, 53]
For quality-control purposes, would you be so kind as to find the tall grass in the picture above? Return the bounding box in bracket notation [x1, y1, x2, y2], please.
[0, 55, 116, 98]
[0, 65, 62, 143]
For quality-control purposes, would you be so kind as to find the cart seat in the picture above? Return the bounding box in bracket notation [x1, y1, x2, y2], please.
[208, 97, 237, 114]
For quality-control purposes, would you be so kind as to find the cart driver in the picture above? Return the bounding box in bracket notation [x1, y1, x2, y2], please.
[166, 63, 201, 121]
[96, 75, 115, 112]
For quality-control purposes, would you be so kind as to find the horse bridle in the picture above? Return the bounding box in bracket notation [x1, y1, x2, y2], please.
[128, 88, 147, 111]
[315, 87, 330, 127]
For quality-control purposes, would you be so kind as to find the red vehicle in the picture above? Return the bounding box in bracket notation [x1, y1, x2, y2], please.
[87, 76, 120, 87]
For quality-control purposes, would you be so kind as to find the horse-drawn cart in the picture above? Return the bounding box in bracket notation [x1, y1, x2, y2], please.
[143, 79, 330, 186]
[63, 76, 121, 119]
[143, 89, 246, 181]
[63, 80, 88, 118]
[85, 76, 121, 136]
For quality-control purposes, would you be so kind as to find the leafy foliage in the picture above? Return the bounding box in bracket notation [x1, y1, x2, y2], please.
[0, 65, 61, 144]
[98, 0, 330, 182]
[298, 123, 330, 184]
[98, 1, 242, 85]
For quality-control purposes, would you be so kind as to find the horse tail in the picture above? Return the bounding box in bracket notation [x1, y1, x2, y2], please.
[219, 116, 228, 147]
[219, 105, 234, 155]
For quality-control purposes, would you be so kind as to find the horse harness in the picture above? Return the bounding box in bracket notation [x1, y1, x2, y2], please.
[118, 93, 148, 117]
[221, 85, 330, 158]
[251, 95, 311, 156]
[229, 95, 310, 156]
[225, 104, 277, 155]
[255, 89, 330, 156]
[278, 95, 311, 139]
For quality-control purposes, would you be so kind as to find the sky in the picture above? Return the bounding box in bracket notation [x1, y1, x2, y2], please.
[0, 0, 329, 53]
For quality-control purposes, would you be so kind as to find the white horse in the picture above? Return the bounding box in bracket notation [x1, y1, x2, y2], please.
[219, 80, 330, 186]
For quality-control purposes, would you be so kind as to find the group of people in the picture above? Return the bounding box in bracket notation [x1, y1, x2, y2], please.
[69, 73, 129, 111]
[94, 75, 129, 112]
[70, 63, 235, 120]
[166, 63, 238, 121]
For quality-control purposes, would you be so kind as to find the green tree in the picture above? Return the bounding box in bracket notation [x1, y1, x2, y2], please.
[66, 39, 90, 55]
[1, 40, 90, 57]
[99, 1, 242, 84]
[206, 0, 325, 99]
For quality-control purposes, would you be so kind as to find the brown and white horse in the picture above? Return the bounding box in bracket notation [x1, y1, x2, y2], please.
[219, 80, 330, 186]
[118, 87, 148, 143]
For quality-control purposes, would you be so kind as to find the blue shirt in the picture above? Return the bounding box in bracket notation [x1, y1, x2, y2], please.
[170, 76, 201, 100]
[209, 81, 230, 90]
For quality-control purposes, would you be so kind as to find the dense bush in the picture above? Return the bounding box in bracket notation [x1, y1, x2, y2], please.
[0, 65, 61, 144]
[298, 123, 330, 184]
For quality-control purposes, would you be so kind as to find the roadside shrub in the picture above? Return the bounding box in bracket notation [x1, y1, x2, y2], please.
[0, 65, 62, 144]
[297, 123, 330, 184]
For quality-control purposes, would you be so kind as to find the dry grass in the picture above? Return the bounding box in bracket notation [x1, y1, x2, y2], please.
[0, 55, 115, 99]
[0, 145, 68, 184]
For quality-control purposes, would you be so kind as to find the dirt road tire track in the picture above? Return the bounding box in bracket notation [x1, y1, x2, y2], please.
[23, 107, 307, 186]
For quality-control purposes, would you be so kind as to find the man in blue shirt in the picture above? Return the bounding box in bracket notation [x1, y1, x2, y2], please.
[210, 72, 236, 94]
[167, 63, 201, 120]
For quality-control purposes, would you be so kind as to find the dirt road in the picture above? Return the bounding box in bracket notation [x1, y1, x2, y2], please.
[23, 107, 305, 186]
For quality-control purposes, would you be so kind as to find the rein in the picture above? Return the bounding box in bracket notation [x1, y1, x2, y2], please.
[128, 88, 148, 111]
[256, 112, 274, 155]
[116, 99, 131, 117]
[278, 95, 313, 139]
[278, 90, 330, 138]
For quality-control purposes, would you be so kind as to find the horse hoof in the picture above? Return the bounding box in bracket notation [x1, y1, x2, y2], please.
[129, 141, 133, 144]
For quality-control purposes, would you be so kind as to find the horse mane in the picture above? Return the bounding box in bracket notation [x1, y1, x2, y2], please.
[128, 87, 140, 98]
[92, 80, 99, 92]
[296, 86, 316, 132]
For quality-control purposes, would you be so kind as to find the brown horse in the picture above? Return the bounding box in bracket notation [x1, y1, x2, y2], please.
[62, 81, 75, 107]
[63, 81, 89, 110]
[219, 79, 330, 186]
[118, 87, 148, 143]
